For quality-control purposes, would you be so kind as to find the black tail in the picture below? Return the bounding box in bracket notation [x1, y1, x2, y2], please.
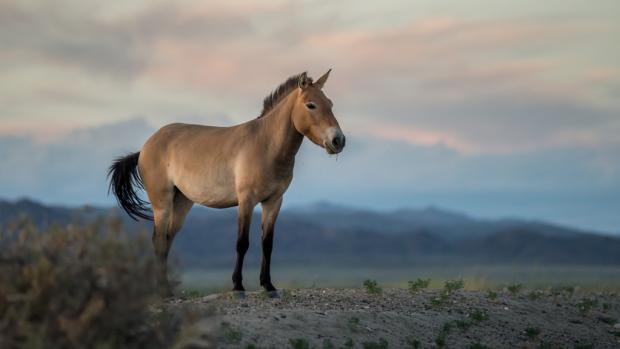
[107, 152, 153, 221]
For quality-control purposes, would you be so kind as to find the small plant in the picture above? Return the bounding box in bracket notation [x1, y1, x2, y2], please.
[363, 279, 383, 295]
[444, 279, 465, 294]
[430, 293, 450, 307]
[322, 339, 335, 349]
[222, 322, 243, 344]
[468, 343, 491, 349]
[290, 338, 311, 349]
[434, 333, 446, 348]
[528, 290, 544, 301]
[408, 278, 431, 294]
[181, 289, 206, 299]
[486, 290, 498, 300]
[455, 319, 473, 331]
[507, 283, 523, 295]
[342, 338, 354, 349]
[246, 345, 259, 349]
[525, 326, 541, 340]
[281, 288, 293, 302]
[347, 316, 360, 332]
[602, 302, 611, 312]
[406, 337, 421, 349]
[576, 297, 598, 316]
[470, 309, 489, 322]
[362, 338, 388, 349]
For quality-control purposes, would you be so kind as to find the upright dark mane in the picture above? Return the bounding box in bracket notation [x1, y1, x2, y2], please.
[258, 72, 313, 118]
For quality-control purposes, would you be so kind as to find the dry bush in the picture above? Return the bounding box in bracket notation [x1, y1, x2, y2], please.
[0, 218, 180, 349]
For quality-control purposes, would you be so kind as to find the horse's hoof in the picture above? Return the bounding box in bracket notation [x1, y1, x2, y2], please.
[230, 290, 246, 299]
[265, 290, 280, 299]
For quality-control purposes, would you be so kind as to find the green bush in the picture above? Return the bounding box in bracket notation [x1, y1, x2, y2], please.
[363, 279, 382, 295]
[0, 218, 180, 349]
[408, 278, 431, 294]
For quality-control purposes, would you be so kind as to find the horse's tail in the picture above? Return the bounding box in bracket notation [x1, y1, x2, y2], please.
[107, 151, 153, 221]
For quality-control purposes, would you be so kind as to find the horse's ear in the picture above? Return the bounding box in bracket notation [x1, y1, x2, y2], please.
[298, 72, 309, 89]
[314, 69, 331, 89]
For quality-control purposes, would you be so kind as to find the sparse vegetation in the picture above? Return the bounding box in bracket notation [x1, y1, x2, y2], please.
[434, 333, 446, 348]
[455, 319, 473, 331]
[342, 338, 354, 349]
[444, 279, 465, 293]
[408, 278, 431, 294]
[468, 342, 491, 349]
[507, 283, 523, 295]
[221, 321, 243, 344]
[362, 338, 388, 349]
[363, 279, 383, 295]
[528, 289, 544, 300]
[322, 338, 335, 349]
[406, 337, 421, 349]
[429, 279, 465, 307]
[0, 219, 183, 349]
[576, 297, 598, 315]
[525, 326, 541, 340]
[290, 338, 311, 349]
[486, 290, 498, 300]
[347, 316, 360, 332]
[181, 289, 207, 300]
[281, 288, 293, 302]
[470, 309, 489, 322]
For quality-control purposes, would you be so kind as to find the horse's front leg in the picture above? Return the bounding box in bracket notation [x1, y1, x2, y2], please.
[260, 196, 282, 292]
[232, 199, 254, 292]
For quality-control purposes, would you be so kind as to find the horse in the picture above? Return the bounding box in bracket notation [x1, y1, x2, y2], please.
[108, 70, 345, 296]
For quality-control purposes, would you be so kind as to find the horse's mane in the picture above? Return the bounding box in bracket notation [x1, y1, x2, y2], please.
[258, 72, 313, 118]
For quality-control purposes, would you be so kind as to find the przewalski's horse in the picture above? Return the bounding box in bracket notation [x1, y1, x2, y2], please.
[108, 70, 345, 296]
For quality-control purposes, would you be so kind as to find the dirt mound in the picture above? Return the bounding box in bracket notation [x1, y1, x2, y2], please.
[166, 288, 620, 348]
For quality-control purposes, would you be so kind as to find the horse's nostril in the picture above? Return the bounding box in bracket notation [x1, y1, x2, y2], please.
[332, 137, 340, 148]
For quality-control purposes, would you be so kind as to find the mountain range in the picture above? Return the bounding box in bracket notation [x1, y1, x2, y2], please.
[1, 198, 619, 268]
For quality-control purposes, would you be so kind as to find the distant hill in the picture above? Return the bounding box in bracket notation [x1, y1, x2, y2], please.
[1, 198, 619, 267]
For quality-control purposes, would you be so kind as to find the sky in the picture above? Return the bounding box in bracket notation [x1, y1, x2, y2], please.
[1, 0, 619, 233]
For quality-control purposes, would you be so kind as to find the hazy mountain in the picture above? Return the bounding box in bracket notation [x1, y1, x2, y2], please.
[1, 198, 619, 267]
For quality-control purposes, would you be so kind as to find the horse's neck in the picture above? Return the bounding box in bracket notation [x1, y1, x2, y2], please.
[258, 93, 304, 164]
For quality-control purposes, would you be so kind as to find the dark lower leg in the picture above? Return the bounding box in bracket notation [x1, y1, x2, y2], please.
[232, 233, 249, 291]
[260, 231, 275, 291]
[153, 230, 172, 296]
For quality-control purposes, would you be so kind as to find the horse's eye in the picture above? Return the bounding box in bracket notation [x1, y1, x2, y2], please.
[305, 102, 316, 110]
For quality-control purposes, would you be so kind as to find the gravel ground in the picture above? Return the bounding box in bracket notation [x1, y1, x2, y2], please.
[164, 287, 620, 349]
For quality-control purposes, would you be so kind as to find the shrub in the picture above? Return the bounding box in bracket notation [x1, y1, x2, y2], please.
[444, 279, 464, 294]
[525, 326, 541, 339]
[408, 278, 431, 294]
[290, 338, 311, 349]
[486, 290, 498, 300]
[0, 218, 180, 349]
[363, 279, 382, 295]
[507, 283, 523, 295]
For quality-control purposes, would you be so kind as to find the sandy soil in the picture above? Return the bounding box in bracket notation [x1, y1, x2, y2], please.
[164, 287, 620, 349]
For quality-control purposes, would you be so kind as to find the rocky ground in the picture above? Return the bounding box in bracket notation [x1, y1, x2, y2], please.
[163, 286, 620, 349]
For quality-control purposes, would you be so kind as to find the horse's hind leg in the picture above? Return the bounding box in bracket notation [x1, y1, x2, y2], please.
[151, 188, 193, 296]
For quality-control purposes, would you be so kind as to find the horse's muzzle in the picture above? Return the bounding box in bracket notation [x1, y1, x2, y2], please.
[325, 127, 345, 154]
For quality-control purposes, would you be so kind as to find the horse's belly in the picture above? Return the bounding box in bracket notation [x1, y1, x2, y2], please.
[174, 174, 238, 208]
